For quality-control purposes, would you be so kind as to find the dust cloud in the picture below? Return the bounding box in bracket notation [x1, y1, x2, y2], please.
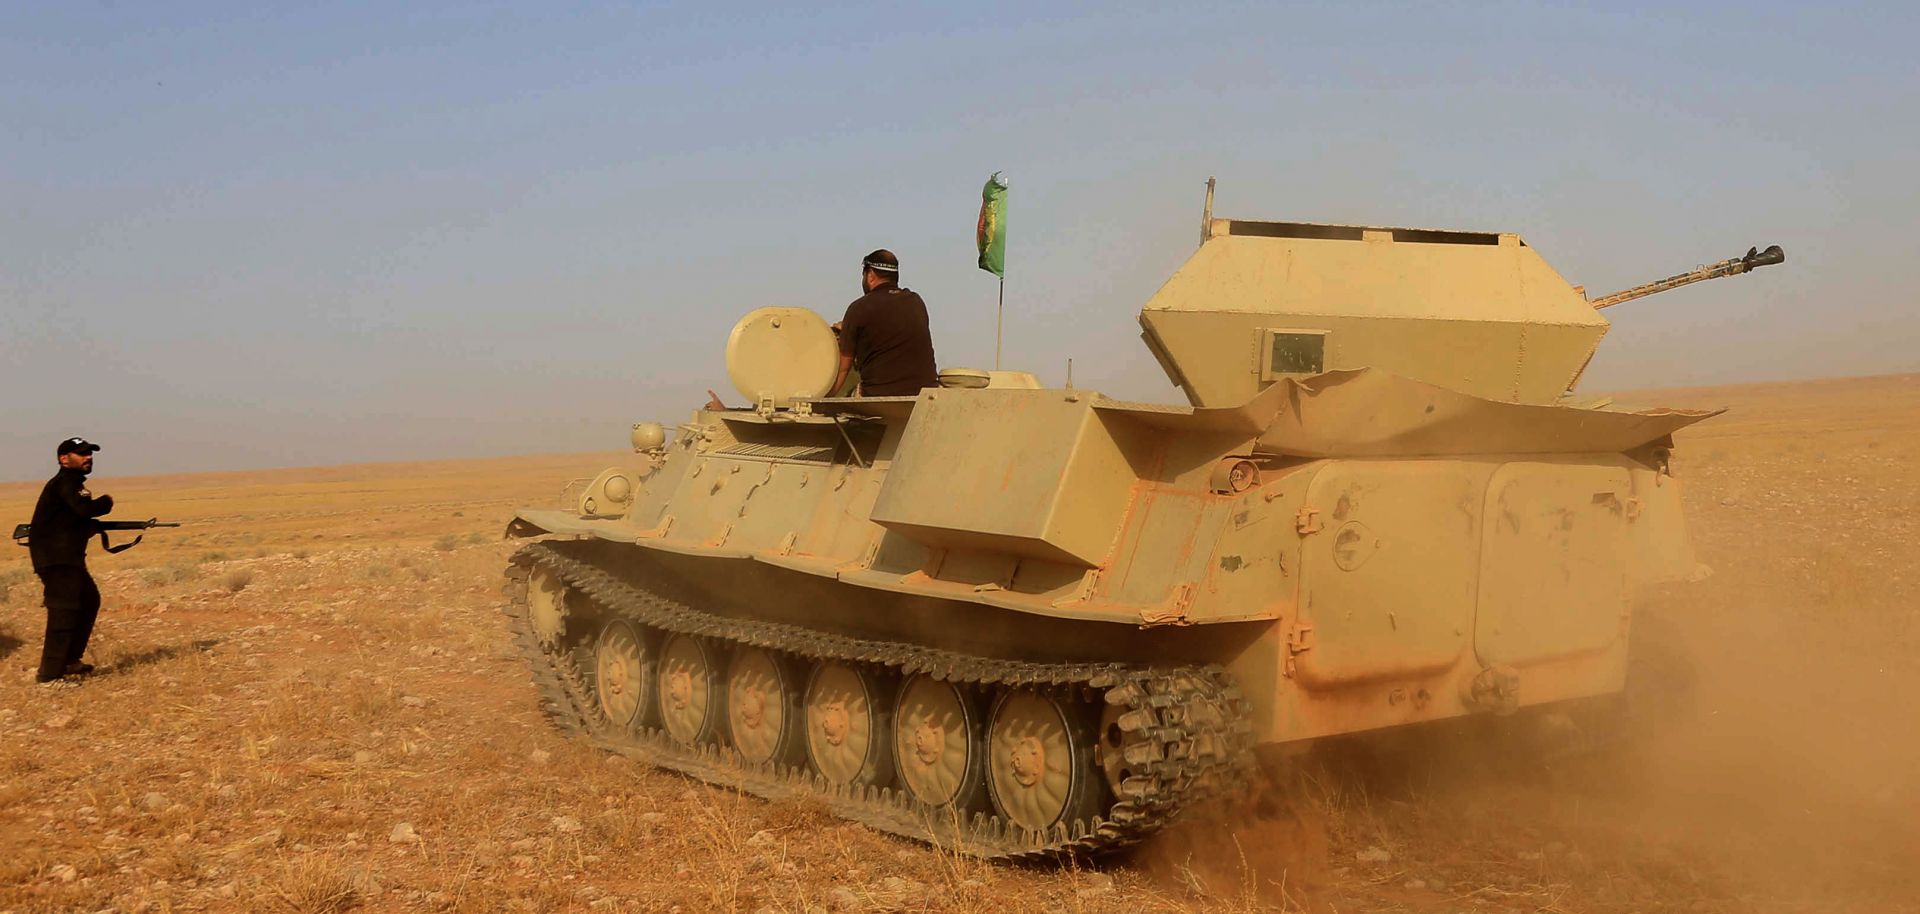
[1132, 596, 1918, 913]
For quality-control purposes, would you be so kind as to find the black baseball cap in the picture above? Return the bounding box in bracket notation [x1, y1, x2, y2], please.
[56, 437, 101, 456]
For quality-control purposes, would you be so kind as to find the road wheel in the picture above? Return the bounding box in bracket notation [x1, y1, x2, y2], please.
[658, 634, 724, 746]
[726, 647, 803, 767]
[985, 689, 1104, 833]
[803, 662, 892, 789]
[593, 619, 653, 729]
[893, 674, 987, 811]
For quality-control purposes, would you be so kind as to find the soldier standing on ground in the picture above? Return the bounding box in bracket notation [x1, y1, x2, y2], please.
[29, 437, 114, 685]
[831, 249, 940, 397]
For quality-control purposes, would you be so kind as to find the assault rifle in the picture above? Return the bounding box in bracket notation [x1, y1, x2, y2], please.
[11, 518, 180, 554]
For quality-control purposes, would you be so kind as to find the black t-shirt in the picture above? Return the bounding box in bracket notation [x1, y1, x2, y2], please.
[29, 467, 112, 572]
[839, 284, 939, 396]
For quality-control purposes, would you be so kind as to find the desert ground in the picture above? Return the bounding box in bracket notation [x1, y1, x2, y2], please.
[2, 374, 1916, 914]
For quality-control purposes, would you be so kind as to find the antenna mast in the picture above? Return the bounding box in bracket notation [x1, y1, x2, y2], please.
[1201, 176, 1216, 244]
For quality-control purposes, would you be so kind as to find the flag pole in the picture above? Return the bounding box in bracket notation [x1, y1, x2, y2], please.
[995, 276, 1004, 370]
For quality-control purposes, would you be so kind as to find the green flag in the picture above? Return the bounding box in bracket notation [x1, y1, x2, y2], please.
[976, 172, 1008, 277]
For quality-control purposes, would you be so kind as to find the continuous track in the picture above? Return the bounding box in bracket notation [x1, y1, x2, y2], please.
[503, 540, 1255, 860]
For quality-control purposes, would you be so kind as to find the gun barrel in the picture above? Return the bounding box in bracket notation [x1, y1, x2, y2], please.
[1590, 244, 1785, 310]
[97, 519, 180, 531]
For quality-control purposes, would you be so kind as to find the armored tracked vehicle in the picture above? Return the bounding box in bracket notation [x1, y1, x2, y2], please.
[502, 195, 1783, 858]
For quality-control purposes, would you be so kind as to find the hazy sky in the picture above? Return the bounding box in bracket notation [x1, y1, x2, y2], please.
[4, 2, 1916, 478]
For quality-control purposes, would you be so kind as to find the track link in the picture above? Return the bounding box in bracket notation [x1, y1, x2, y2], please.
[503, 540, 1254, 860]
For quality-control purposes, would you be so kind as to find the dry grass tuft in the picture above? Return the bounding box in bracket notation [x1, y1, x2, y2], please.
[0, 566, 32, 603]
[224, 567, 256, 593]
[138, 560, 204, 587]
[265, 854, 367, 914]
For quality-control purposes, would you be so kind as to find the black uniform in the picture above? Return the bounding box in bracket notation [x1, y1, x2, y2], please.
[30, 467, 112, 682]
[838, 283, 939, 397]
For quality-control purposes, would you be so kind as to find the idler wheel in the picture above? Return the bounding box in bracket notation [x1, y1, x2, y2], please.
[803, 662, 893, 789]
[593, 619, 653, 729]
[527, 566, 570, 650]
[726, 647, 803, 767]
[893, 675, 987, 811]
[657, 634, 725, 746]
[985, 689, 1104, 833]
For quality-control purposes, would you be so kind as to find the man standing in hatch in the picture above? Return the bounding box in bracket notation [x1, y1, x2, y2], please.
[831, 249, 939, 397]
